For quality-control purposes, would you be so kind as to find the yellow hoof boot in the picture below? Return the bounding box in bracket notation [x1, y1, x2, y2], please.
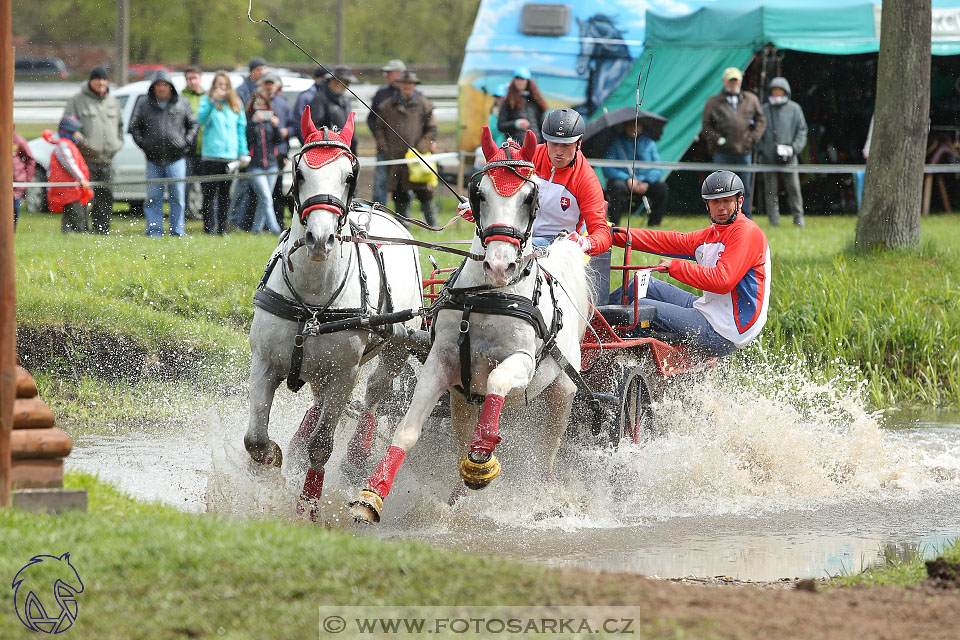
[348, 490, 383, 524]
[459, 453, 501, 490]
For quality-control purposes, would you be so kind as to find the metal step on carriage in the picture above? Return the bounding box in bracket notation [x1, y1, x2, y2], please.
[375, 237, 715, 449]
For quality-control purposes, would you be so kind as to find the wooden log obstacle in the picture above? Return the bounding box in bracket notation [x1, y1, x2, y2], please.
[9, 366, 85, 512]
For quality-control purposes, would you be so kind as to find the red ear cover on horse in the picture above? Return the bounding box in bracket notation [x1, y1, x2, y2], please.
[340, 112, 355, 147]
[520, 129, 537, 161]
[301, 106, 318, 141]
[480, 126, 498, 161]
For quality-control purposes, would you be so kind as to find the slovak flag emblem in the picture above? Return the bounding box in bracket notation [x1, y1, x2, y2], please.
[560, 196, 570, 211]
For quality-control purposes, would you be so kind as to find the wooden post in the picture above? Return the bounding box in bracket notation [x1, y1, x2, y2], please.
[1, 0, 16, 508]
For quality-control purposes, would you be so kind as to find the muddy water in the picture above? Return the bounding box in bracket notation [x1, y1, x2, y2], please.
[67, 365, 960, 582]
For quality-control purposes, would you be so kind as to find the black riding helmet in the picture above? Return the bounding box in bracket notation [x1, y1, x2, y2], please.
[701, 170, 744, 225]
[541, 108, 585, 144]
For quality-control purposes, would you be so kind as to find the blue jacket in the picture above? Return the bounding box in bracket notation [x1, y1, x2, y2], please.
[602, 134, 663, 184]
[293, 82, 321, 141]
[196, 96, 249, 160]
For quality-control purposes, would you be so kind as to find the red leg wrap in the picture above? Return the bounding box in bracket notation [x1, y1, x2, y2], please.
[290, 405, 322, 450]
[346, 411, 376, 466]
[365, 446, 407, 497]
[300, 468, 325, 502]
[470, 394, 505, 456]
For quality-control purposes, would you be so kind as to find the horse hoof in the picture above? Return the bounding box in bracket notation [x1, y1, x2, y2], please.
[459, 452, 501, 490]
[348, 490, 383, 524]
[250, 440, 283, 468]
[295, 498, 320, 523]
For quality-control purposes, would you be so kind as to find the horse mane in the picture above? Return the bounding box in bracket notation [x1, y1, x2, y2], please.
[537, 239, 593, 337]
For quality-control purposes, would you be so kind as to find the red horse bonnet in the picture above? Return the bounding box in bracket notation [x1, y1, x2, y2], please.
[479, 126, 537, 197]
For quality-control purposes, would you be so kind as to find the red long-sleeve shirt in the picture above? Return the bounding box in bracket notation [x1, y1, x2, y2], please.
[613, 215, 771, 347]
[531, 145, 611, 256]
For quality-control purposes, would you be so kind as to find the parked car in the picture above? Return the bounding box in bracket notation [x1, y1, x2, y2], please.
[15, 56, 69, 79]
[24, 72, 314, 214]
[127, 64, 174, 80]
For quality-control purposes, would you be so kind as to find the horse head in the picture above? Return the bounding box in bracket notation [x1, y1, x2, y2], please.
[471, 127, 538, 287]
[293, 106, 359, 261]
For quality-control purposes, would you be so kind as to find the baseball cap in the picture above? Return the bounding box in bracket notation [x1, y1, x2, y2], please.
[381, 59, 407, 72]
[397, 70, 421, 85]
[722, 67, 743, 82]
[513, 67, 532, 80]
[493, 83, 508, 98]
[259, 71, 282, 85]
[332, 65, 358, 83]
[248, 56, 267, 72]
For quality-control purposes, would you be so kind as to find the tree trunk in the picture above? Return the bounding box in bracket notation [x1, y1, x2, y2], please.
[855, 0, 931, 250]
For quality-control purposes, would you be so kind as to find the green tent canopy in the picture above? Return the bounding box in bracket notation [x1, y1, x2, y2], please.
[597, 0, 960, 163]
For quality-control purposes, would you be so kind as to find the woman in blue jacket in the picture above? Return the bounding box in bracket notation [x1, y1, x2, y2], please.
[197, 71, 248, 234]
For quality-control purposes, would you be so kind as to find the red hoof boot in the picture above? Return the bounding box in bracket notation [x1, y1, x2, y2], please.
[345, 411, 376, 468]
[296, 469, 325, 522]
[289, 406, 322, 460]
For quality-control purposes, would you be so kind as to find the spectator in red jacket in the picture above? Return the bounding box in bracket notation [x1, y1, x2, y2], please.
[45, 116, 94, 233]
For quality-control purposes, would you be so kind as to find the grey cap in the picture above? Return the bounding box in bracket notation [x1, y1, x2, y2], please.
[381, 59, 407, 72]
[396, 70, 420, 84]
[259, 71, 282, 85]
[248, 56, 267, 71]
[331, 65, 358, 83]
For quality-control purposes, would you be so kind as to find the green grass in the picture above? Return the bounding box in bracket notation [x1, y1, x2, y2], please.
[828, 539, 960, 588]
[14, 209, 960, 420]
[0, 473, 700, 640]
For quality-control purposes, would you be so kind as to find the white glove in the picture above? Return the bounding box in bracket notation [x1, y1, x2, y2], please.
[776, 144, 793, 158]
[717, 136, 727, 147]
[457, 200, 474, 223]
[239, 154, 251, 168]
[226, 160, 240, 173]
[565, 231, 592, 254]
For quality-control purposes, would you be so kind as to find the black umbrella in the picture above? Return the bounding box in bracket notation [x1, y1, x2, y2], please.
[581, 107, 668, 159]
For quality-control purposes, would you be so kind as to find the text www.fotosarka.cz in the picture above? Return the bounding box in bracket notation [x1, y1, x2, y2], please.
[318, 606, 641, 637]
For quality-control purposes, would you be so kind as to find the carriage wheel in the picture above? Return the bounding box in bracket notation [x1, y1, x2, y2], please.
[613, 367, 656, 446]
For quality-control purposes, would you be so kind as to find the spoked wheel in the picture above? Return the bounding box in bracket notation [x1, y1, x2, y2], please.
[612, 367, 656, 446]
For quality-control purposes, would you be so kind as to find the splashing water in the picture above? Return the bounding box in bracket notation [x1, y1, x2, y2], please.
[67, 348, 960, 579]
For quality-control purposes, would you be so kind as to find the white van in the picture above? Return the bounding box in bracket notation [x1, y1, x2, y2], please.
[25, 71, 314, 213]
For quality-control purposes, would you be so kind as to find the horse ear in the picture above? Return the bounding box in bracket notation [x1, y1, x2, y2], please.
[340, 112, 355, 146]
[301, 106, 317, 141]
[480, 126, 498, 160]
[521, 129, 538, 161]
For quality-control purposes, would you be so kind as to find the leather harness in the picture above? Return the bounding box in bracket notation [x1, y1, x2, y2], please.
[253, 222, 391, 392]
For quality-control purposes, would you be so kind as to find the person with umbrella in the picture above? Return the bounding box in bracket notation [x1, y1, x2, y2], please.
[602, 119, 668, 226]
[581, 107, 669, 227]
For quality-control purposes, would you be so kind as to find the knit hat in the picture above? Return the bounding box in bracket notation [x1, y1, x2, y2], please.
[89, 66, 109, 81]
[248, 56, 267, 72]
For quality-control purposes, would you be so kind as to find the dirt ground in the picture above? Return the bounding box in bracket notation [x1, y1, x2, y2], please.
[548, 568, 960, 639]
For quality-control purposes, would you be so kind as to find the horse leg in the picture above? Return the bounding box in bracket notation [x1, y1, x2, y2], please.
[288, 403, 322, 474]
[244, 356, 285, 468]
[534, 373, 577, 482]
[343, 344, 408, 475]
[447, 392, 479, 506]
[460, 352, 535, 490]
[349, 358, 454, 524]
[296, 376, 356, 522]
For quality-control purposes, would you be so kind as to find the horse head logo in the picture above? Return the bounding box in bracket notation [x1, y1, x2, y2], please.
[12, 553, 84, 634]
[575, 13, 634, 117]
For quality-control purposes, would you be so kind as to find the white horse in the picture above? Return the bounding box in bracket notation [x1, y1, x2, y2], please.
[245, 108, 424, 520]
[350, 128, 592, 523]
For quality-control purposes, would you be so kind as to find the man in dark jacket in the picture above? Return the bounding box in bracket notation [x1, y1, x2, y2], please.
[758, 77, 808, 227]
[368, 59, 406, 204]
[293, 66, 327, 141]
[374, 71, 438, 225]
[129, 69, 198, 237]
[308, 65, 358, 153]
[701, 67, 766, 217]
[63, 66, 124, 234]
[260, 71, 293, 227]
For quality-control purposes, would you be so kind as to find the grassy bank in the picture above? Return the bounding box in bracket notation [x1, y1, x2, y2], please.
[13, 210, 960, 416]
[829, 539, 960, 588]
[0, 473, 701, 640]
